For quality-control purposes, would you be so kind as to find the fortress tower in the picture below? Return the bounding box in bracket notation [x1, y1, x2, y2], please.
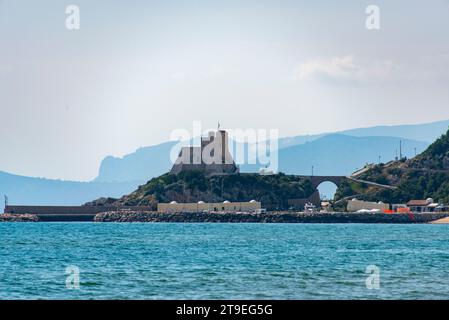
[170, 130, 239, 175]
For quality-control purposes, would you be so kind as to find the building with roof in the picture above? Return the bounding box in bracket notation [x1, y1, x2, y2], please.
[407, 199, 434, 212]
[405, 198, 449, 213]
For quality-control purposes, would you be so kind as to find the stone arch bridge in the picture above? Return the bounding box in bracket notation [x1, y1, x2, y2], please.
[288, 175, 397, 209]
[296, 175, 347, 191]
[297, 175, 397, 191]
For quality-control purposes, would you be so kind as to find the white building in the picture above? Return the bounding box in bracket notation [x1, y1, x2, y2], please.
[157, 200, 261, 213]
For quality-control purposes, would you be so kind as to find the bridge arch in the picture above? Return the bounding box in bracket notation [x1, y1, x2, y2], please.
[307, 176, 346, 190]
[316, 181, 339, 201]
[288, 175, 347, 209]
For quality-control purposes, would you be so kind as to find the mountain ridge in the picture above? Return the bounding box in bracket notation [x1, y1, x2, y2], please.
[240, 134, 428, 176]
[95, 119, 449, 182]
[0, 170, 141, 212]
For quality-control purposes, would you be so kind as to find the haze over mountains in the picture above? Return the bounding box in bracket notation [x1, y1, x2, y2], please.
[0, 171, 137, 210]
[1, 120, 448, 210]
[95, 120, 447, 182]
[240, 135, 428, 175]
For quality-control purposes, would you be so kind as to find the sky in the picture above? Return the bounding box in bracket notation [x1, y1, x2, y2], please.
[1, 0, 449, 181]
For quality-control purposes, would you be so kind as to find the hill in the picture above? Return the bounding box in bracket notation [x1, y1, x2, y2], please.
[86, 171, 315, 211]
[92, 134, 428, 202]
[336, 128, 449, 204]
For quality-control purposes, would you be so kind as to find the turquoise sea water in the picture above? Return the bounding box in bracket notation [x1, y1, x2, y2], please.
[1, 223, 449, 300]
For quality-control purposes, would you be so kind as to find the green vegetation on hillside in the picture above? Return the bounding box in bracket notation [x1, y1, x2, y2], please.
[96, 171, 315, 210]
[336, 128, 449, 204]
[408, 128, 449, 170]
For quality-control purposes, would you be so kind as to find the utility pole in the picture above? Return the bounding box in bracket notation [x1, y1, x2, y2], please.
[399, 140, 402, 160]
[378, 155, 381, 164]
[3, 195, 8, 213]
[210, 180, 213, 202]
[311, 165, 314, 176]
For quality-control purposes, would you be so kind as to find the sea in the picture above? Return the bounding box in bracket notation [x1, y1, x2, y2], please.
[1, 222, 449, 300]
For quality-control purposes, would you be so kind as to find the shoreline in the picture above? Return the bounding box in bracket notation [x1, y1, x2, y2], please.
[94, 211, 449, 224]
[3, 211, 449, 224]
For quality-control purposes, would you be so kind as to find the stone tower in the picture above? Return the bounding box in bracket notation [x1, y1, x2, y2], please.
[170, 130, 239, 175]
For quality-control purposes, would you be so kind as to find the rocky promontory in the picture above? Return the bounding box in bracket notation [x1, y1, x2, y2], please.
[0, 214, 39, 222]
[86, 171, 315, 211]
[94, 211, 449, 224]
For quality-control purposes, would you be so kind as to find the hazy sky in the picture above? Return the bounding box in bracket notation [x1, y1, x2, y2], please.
[1, 0, 449, 181]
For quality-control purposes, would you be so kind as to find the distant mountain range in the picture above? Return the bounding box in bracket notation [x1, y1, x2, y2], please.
[276, 119, 449, 149]
[95, 141, 176, 183]
[240, 134, 429, 175]
[1, 119, 448, 211]
[0, 171, 138, 210]
[95, 119, 449, 182]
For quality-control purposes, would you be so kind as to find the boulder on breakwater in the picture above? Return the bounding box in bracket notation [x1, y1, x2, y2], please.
[0, 214, 39, 222]
[94, 211, 449, 224]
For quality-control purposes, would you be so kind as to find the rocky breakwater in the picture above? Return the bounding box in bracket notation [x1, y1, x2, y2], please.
[0, 214, 39, 222]
[94, 211, 449, 223]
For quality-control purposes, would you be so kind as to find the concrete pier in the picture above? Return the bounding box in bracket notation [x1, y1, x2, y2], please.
[3, 205, 151, 222]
